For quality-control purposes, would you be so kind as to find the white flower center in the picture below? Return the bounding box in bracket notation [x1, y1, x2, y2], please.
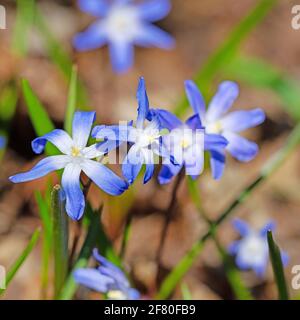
[107, 289, 128, 300]
[205, 120, 223, 134]
[105, 6, 140, 42]
[239, 234, 267, 265]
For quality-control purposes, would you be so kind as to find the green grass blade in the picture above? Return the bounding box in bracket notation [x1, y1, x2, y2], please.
[181, 283, 192, 300]
[158, 122, 300, 299]
[52, 185, 69, 299]
[21, 79, 58, 156]
[64, 66, 78, 134]
[34, 10, 88, 108]
[223, 55, 300, 120]
[12, 0, 35, 56]
[0, 228, 41, 295]
[35, 190, 52, 299]
[58, 206, 102, 300]
[267, 231, 289, 300]
[175, 0, 278, 116]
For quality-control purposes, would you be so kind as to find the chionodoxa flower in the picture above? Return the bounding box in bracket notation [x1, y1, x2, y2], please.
[74, 249, 140, 300]
[9, 111, 128, 220]
[74, 0, 175, 73]
[228, 219, 289, 276]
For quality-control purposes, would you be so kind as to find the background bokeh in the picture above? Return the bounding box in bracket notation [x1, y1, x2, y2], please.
[0, 0, 299, 299]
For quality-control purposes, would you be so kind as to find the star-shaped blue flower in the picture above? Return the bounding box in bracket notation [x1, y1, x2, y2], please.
[74, 249, 140, 300]
[147, 87, 229, 184]
[184, 80, 266, 179]
[0, 135, 5, 149]
[93, 77, 168, 185]
[74, 0, 175, 73]
[229, 219, 289, 277]
[9, 111, 128, 220]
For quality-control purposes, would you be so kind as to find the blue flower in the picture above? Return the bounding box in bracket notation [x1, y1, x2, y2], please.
[228, 219, 289, 277]
[74, 0, 175, 73]
[74, 249, 140, 300]
[184, 80, 266, 179]
[147, 98, 228, 185]
[9, 111, 128, 220]
[93, 77, 167, 185]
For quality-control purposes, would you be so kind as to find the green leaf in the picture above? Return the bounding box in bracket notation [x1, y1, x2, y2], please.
[175, 0, 278, 116]
[58, 206, 102, 300]
[181, 283, 192, 300]
[267, 230, 289, 300]
[52, 185, 69, 299]
[64, 66, 78, 134]
[0, 229, 41, 295]
[223, 55, 300, 120]
[21, 79, 57, 156]
[12, 0, 36, 56]
[158, 122, 300, 299]
[34, 10, 88, 108]
[35, 190, 52, 299]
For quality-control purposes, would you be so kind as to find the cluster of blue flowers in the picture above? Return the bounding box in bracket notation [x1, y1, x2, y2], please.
[8, 76, 272, 298]
[9, 77, 265, 221]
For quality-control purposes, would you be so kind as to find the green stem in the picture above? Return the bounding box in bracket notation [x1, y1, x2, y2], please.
[52, 185, 69, 299]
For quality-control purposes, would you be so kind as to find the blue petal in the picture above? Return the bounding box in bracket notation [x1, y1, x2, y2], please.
[81, 159, 128, 195]
[281, 251, 289, 267]
[222, 108, 266, 133]
[73, 23, 107, 51]
[158, 162, 182, 185]
[259, 220, 276, 237]
[232, 219, 251, 236]
[134, 24, 175, 49]
[185, 114, 203, 130]
[144, 164, 155, 184]
[122, 146, 144, 184]
[73, 268, 114, 293]
[224, 132, 259, 162]
[9, 156, 69, 183]
[206, 81, 239, 122]
[209, 149, 226, 180]
[0, 136, 6, 148]
[147, 109, 182, 130]
[136, 77, 150, 128]
[109, 41, 134, 73]
[204, 133, 228, 151]
[72, 111, 96, 149]
[78, 0, 110, 17]
[184, 80, 206, 120]
[137, 0, 171, 22]
[127, 288, 141, 300]
[62, 164, 85, 220]
[253, 261, 268, 277]
[32, 129, 73, 155]
[228, 241, 240, 255]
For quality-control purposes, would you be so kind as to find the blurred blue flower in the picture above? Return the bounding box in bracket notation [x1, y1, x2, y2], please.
[93, 77, 167, 184]
[74, 249, 140, 300]
[74, 0, 175, 73]
[147, 96, 228, 185]
[229, 218, 289, 277]
[9, 111, 128, 220]
[184, 80, 266, 179]
[0, 135, 5, 149]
